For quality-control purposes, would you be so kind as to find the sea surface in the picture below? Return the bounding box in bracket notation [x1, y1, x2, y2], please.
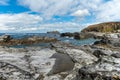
[0, 33, 99, 47]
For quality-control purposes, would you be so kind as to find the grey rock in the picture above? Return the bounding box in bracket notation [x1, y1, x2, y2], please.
[93, 50, 107, 58]
[111, 53, 120, 58]
[0, 35, 12, 42]
[48, 53, 75, 75]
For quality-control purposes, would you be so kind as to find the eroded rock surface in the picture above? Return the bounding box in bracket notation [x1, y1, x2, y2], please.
[0, 35, 57, 46]
[0, 36, 119, 80]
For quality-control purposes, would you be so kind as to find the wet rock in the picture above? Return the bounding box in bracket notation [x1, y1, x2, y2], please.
[0, 36, 58, 46]
[111, 53, 120, 58]
[60, 32, 74, 37]
[0, 35, 12, 42]
[94, 38, 120, 47]
[61, 32, 95, 40]
[94, 39, 109, 45]
[93, 50, 108, 58]
[74, 32, 94, 40]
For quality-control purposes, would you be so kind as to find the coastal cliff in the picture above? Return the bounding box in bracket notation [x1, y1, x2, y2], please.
[81, 22, 120, 33]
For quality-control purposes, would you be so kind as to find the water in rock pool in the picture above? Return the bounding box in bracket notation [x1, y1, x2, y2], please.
[0, 33, 99, 47]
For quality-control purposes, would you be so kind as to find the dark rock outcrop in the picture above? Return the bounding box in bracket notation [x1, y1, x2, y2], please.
[61, 32, 95, 40]
[94, 37, 120, 47]
[0, 35, 12, 42]
[77, 46, 120, 80]
[60, 32, 74, 37]
[74, 32, 94, 40]
[0, 35, 58, 46]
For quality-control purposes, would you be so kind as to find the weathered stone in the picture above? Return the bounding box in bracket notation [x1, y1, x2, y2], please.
[60, 32, 74, 37]
[0, 36, 57, 46]
[0, 35, 12, 42]
[93, 50, 107, 58]
[48, 53, 75, 75]
[74, 32, 94, 40]
[111, 53, 120, 58]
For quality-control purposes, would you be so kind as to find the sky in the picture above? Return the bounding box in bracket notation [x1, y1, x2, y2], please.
[0, 0, 120, 33]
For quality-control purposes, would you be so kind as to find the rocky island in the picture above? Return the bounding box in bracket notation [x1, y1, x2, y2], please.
[0, 22, 120, 80]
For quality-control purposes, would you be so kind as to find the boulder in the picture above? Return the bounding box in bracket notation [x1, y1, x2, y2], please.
[94, 38, 120, 47]
[60, 32, 74, 37]
[74, 32, 94, 40]
[0, 35, 12, 42]
[93, 50, 107, 58]
[48, 53, 75, 75]
[103, 33, 119, 39]
[111, 53, 120, 58]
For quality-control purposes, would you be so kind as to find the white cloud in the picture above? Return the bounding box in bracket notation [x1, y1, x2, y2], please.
[18, 0, 103, 19]
[0, 24, 15, 30]
[96, 0, 120, 22]
[0, 13, 43, 24]
[0, 12, 83, 33]
[71, 9, 90, 17]
[18, 0, 120, 22]
[0, 13, 43, 32]
[43, 22, 83, 32]
[0, 0, 9, 5]
[17, 22, 83, 33]
[18, 0, 81, 19]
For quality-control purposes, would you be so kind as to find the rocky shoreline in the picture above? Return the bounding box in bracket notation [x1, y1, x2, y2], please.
[0, 32, 119, 80]
[0, 35, 58, 46]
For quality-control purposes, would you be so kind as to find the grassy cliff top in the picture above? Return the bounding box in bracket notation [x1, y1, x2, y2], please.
[81, 22, 120, 33]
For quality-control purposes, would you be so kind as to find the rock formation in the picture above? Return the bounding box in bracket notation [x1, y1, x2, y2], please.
[0, 35, 57, 46]
[81, 22, 120, 33]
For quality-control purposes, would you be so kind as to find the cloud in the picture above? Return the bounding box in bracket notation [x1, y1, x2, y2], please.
[17, 22, 83, 33]
[18, 0, 103, 19]
[18, 0, 76, 19]
[0, 12, 83, 33]
[96, 0, 120, 22]
[18, 0, 120, 22]
[0, 24, 15, 30]
[0, 0, 9, 5]
[0, 13, 43, 32]
[0, 13, 43, 24]
[71, 9, 90, 17]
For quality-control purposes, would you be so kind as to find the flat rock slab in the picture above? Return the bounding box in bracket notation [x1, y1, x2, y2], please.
[0, 46, 75, 80]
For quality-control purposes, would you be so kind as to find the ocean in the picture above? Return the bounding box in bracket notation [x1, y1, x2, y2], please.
[0, 33, 99, 47]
